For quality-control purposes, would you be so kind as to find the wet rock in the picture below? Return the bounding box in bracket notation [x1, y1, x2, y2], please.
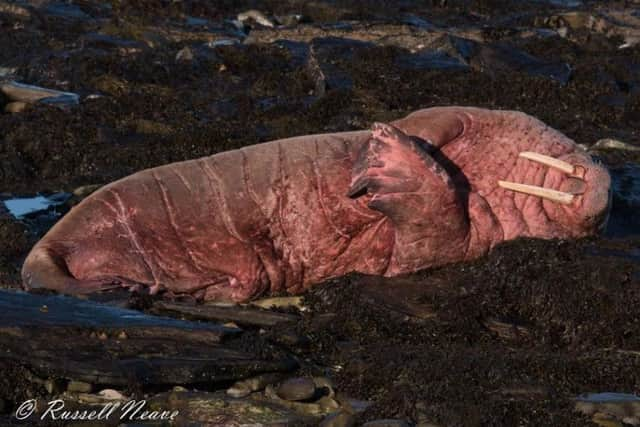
[250, 296, 305, 310]
[0, 67, 17, 78]
[575, 393, 640, 422]
[153, 300, 298, 327]
[542, 0, 582, 6]
[175, 46, 194, 62]
[66, 381, 92, 393]
[266, 327, 311, 348]
[265, 384, 338, 415]
[276, 14, 304, 27]
[313, 377, 336, 398]
[336, 394, 373, 414]
[0, 81, 79, 105]
[185, 16, 208, 27]
[320, 410, 356, 427]
[4, 101, 28, 113]
[592, 414, 624, 427]
[363, 419, 411, 427]
[81, 33, 145, 55]
[307, 37, 373, 96]
[544, 9, 640, 49]
[77, 389, 127, 404]
[227, 373, 283, 398]
[238, 10, 275, 28]
[396, 50, 468, 71]
[44, 2, 90, 20]
[444, 37, 572, 85]
[44, 378, 65, 394]
[0, 2, 31, 18]
[151, 389, 311, 425]
[401, 14, 436, 30]
[592, 139, 640, 152]
[277, 377, 316, 401]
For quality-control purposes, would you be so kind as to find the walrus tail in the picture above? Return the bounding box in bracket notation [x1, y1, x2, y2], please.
[21, 245, 118, 295]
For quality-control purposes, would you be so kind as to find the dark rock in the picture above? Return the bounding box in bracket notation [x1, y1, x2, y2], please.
[81, 33, 145, 54]
[363, 420, 411, 427]
[307, 37, 374, 96]
[277, 377, 316, 401]
[44, 2, 90, 20]
[396, 50, 468, 71]
[175, 46, 194, 62]
[448, 37, 572, 85]
[400, 14, 436, 30]
[320, 410, 356, 427]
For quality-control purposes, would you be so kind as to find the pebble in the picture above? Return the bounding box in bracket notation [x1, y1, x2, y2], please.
[237, 10, 275, 28]
[592, 138, 640, 152]
[67, 380, 93, 393]
[277, 377, 316, 401]
[227, 373, 282, 398]
[98, 389, 126, 400]
[336, 394, 373, 414]
[314, 377, 335, 398]
[4, 101, 28, 113]
[320, 410, 356, 427]
[175, 46, 194, 62]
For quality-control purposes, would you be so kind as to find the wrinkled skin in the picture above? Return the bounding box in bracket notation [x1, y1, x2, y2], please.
[21, 107, 612, 302]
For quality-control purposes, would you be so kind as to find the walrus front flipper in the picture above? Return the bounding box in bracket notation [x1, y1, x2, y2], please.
[22, 245, 120, 295]
[348, 122, 470, 274]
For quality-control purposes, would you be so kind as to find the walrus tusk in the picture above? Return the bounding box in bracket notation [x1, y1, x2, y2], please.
[519, 152, 575, 175]
[498, 181, 575, 205]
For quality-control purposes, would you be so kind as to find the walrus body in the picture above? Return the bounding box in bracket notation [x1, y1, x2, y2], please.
[22, 107, 612, 301]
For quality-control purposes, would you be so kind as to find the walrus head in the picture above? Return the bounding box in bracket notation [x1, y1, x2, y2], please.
[498, 150, 612, 237]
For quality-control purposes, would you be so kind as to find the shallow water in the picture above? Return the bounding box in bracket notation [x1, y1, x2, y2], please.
[576, 392, 640, 402]
[606, 164, 640, 238]
[2, 193, 69, 218]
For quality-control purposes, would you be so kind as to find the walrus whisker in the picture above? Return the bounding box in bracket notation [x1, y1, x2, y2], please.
[519, 152, 575, 175]
[498, 180, 575, 205]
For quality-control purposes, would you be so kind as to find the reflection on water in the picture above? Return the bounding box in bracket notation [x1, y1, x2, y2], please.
[605, 164, 640, 238]
[2, 193, 70, 218]
[576, 392, 640, 402]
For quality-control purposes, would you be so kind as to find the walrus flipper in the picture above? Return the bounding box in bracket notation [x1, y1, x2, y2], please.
[22, 245, 120, 295]
[347, 122, 470, 274]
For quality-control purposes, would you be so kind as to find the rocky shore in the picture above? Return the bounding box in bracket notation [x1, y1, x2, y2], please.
[1, 0, 640, 425]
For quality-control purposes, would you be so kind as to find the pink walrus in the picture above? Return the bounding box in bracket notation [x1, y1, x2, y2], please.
[22, 107, 612, 301]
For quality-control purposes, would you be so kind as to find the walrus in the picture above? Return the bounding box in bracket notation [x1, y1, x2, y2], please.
[21, 107, 612, 302]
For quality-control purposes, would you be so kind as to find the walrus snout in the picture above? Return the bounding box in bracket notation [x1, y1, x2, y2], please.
[556, 153, 612, 235]
[499, 151, 612, 237]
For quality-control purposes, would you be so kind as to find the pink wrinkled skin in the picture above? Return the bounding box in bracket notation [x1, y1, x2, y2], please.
[21, 107, 612, 302]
